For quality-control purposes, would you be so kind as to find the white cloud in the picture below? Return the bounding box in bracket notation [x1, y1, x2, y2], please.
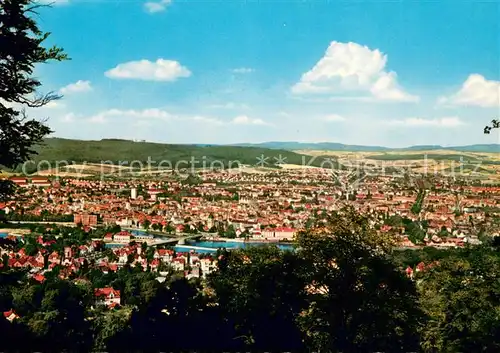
[70, 107, 270, 128]
[292, 95, 379, 103]
[88, 114, 108, 124]
[438, 74, 500, 108]
[191, 116, 223, 125]
[231, 67, 255, 74]
[389, 117, 465, 127]
[105, 59, 191, 82]
[292, 41, 418, 102]
[43, 101, 65, 109]
[87, 108, 173, 123]
[59, 80, 92, 94]
[232, 115, 269, 125]
[119, 108, 172, 119]
[144, 0, 171, 13]
[81, 108, 225, 126]
[207, 102, 250, 110]
[60, 113, 76, 123]
[321, 114, 346, 122]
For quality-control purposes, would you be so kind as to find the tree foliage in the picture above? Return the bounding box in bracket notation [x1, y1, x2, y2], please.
[418, 247, 500, 352]
[295, 208, 422, 352]
[484, 119, 499, 134]
[209, 246, 307, 350]
[2, 214, 500, 351]
[0, 0, 67, 199]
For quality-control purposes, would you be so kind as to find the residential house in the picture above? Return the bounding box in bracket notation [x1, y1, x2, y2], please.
[94, 287, 121, 308]
[200, 258, 216, 277]
[171, 257, 186, 272]
[114, 231, 132, 243]
[3, 309, 20, 322]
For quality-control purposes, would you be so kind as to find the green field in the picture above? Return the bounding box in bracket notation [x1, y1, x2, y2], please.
[445, 164, 493, 174]
[366, 153, 480, 162]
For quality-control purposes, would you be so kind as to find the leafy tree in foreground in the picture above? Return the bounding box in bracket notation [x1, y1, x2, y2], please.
[12, 278, 93, 351]
[209, 246, 307, 350]
[0, 0, 67, 200]
[295, 208, 423, 352]
[418, 246, 500, 352]
[92, 306, 133, 351]
[209, 208, 423, 352]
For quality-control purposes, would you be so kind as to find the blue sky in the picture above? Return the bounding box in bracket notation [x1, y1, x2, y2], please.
[31, 0, 500, 147]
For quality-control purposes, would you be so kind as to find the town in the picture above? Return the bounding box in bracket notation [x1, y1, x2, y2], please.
[1, 0, 500, 351]
[1, 167, 499, 312]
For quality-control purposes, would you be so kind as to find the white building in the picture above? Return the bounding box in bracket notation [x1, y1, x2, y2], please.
[200, 258, 217, 278]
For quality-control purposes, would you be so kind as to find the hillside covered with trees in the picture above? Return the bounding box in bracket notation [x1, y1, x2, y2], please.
[24, 137, 337, 170]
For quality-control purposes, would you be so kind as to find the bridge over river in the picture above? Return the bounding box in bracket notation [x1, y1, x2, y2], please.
[148, 234, 203, 246]
[101, 233, 205, 250]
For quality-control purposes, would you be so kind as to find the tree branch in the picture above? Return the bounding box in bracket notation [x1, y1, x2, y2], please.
[14, 91, 62, 108]
[484, 119, 499, 134]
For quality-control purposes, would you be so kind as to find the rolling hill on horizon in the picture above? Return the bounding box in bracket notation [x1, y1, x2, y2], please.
[9, 137, 498, 174]
[229, 141, 500, 153]
[15, 138, 340, 172]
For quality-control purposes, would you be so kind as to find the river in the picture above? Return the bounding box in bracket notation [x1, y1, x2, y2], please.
[175, 240, 295, 253]
[104, 237, 295, 253]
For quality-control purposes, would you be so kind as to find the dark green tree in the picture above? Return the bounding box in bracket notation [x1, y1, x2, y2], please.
[484, 119, 499, 134]
[209, 246, 306, 350]
[142, 219, 151, 230]
[224, 224, 236, 238]
[418, 246, 500, 352]
[0, 0, 68, 200]
[12, 279, 92, 351]
[295, 208, 423, 352]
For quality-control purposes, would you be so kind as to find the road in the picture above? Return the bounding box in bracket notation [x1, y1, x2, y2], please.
[10, 221, 76, 227]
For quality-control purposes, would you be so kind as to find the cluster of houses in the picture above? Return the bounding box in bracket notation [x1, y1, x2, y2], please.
[0, 227, 218, 315]
[405, 261, 440, 279]
[8, 176, 52, 188]
[1, 171, 499, 249]
[0, 165, 498, 324]
[3, 286, 122, 323]
[0, 236, 100, 273]
[98, 242, 217, 279]
[0, 231, 217, 280]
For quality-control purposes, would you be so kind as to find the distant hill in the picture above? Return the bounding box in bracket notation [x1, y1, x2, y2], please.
[232, 141, 388, 152]
[230, 142, 500, 153]
[447, 144, 500, 153]
[19, 138, 338, 171]
[11, 138, 498, 175]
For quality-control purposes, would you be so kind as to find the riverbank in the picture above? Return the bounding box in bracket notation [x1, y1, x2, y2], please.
[189, 239, 296, 252]
[0, 228, 31, 236]
[202, 236, 295, 245]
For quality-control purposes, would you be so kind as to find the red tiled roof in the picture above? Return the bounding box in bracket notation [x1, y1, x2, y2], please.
[274, 227, 296, 232]
[95, 287, 120, 298]
[32, 274, 46, 283]
[3, 309, 19, 320]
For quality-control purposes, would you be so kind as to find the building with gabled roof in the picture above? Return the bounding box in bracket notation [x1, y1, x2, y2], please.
[94, 287, 121, 308]
[3, 309, 20, 322]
